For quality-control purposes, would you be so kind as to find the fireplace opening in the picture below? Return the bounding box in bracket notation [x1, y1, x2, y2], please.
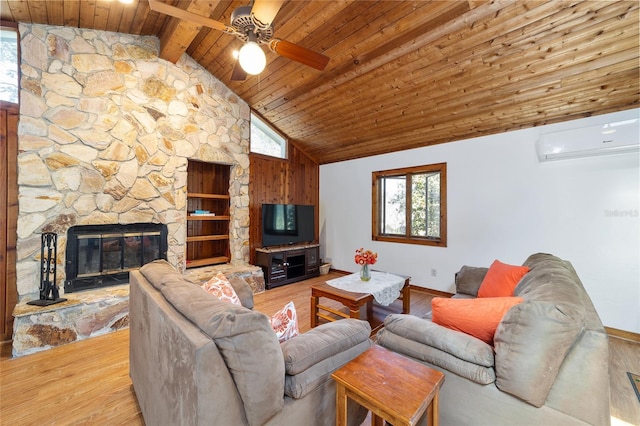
[65, 223, 168, 293]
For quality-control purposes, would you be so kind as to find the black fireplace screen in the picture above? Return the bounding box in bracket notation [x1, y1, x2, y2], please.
[65, 223, 168, 293]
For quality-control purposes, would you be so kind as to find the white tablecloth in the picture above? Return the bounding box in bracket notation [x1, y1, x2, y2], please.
[326, 271, 406, 306]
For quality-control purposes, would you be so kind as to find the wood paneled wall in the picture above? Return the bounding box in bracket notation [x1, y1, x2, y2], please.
[1, 100, 18, 342]
[249, 141, 319, 264]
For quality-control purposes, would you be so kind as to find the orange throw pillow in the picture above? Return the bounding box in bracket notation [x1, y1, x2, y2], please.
[431, 297, 524, 345]
[477, 260, 529, 298]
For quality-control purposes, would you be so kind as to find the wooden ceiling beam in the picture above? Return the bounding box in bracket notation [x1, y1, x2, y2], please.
[158, 1, 220, 64]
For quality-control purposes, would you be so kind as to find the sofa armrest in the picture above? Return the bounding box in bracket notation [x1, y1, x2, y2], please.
[281, 319, 372, 399]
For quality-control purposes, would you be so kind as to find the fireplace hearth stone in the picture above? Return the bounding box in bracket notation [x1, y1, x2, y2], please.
[12, 285, 129, 357]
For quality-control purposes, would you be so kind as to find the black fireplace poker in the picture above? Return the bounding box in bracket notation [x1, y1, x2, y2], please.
[27, 232, 67, 306]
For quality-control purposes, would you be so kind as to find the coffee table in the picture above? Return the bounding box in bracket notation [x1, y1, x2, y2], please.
[310, 272, 410, 333]
[332, 345, 445, 426]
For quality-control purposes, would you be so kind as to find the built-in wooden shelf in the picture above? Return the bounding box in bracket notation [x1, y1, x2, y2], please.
[187, 192, 230, 200]
[186, 256, 230, 268]
[186, 160, 231, 269]
[187, 215, 231, 221]
[186, 235, 229, 242]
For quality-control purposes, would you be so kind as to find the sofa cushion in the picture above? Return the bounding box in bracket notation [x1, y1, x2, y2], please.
[494, 300, 585, 407]
[431, 297, 524, 345]
[284, 340, 372, 399]
[454, 265, 489, 297]
[281, 319, 371, 375]
[161, 281, 285, 426]
[377, 326, 496, 385]
[201, 271, 242, 305]
[270, 301, 299, 343]
[383, 314, 494, 367]
[478, 260, 529, 298]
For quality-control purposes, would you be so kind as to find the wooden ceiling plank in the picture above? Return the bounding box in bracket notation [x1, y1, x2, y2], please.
[6, 1, 32, 22]
[105, 0, 125, 33]
[45, 0, 64, 26]
[93, 1, 111, 32]
[0, 1, 15, 21]
[128, 0, 151, 35]
[79, 0, 96, 31]
[117, 0, 138, 34]
[62, 0, 80, 28]
[26, 0, 47, 24]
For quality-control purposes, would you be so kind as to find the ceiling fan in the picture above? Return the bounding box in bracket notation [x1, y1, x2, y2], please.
[148, 0, 330, 80]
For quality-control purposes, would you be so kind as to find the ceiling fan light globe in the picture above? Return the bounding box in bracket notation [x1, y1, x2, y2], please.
[238, 42, 266, 75]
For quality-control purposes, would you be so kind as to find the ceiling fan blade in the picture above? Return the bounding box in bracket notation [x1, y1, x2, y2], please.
[231, 60, 247, 81]
[250, 0, 285, 28]
[269, 39, 330, 71]
[148, 0, 233, 34]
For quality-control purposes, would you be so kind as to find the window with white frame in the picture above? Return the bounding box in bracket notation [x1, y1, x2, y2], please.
[0, 26, 19, 104]
[250, 111, 287, 159]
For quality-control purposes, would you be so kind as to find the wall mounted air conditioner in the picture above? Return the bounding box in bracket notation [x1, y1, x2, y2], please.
[537, 118, 639, 161]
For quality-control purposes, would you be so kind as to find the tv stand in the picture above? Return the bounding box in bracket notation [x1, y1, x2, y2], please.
[255, 244, 319, 289]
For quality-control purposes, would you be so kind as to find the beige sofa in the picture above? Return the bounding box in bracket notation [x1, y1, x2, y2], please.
[377, 253, 610, 425]
[129, 260, 371, 426]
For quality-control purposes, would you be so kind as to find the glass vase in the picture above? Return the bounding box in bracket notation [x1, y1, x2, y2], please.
[360, 264, 371, 281]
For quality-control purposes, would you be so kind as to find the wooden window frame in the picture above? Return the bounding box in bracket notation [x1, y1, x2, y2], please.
[372, 163, 447, 247]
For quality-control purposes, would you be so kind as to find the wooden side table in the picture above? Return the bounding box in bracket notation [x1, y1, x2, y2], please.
[332, 345, 445, 426]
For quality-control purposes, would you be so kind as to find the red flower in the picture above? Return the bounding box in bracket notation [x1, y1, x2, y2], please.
[355, 248, 377, 265]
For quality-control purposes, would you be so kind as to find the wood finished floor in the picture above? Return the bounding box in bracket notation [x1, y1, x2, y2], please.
[1, 272, 638, 425]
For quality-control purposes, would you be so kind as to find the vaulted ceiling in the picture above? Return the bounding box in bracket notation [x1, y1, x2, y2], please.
[2, 1, 639, 164]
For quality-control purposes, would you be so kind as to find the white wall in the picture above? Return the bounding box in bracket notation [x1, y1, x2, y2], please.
[319, 109, 640, 333]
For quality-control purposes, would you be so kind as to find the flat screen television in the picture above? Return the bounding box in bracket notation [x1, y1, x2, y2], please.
[261, 204, 315, 247]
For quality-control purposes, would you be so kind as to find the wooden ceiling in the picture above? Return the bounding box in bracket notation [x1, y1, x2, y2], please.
[2, 1, 639, 164]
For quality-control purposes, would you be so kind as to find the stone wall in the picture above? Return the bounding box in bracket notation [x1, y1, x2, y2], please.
[16, 24, 251, 301]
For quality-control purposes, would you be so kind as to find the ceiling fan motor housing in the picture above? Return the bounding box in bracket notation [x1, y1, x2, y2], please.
[231, 5, 273, 43]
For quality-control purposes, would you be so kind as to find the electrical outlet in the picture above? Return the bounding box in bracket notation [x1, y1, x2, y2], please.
[431, 268, 437, 277]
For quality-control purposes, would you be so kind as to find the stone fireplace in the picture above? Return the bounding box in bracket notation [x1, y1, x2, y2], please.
[12, 23, 259, 356]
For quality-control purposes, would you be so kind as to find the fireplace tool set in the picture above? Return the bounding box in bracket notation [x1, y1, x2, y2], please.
[27, 232, 67, 306]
